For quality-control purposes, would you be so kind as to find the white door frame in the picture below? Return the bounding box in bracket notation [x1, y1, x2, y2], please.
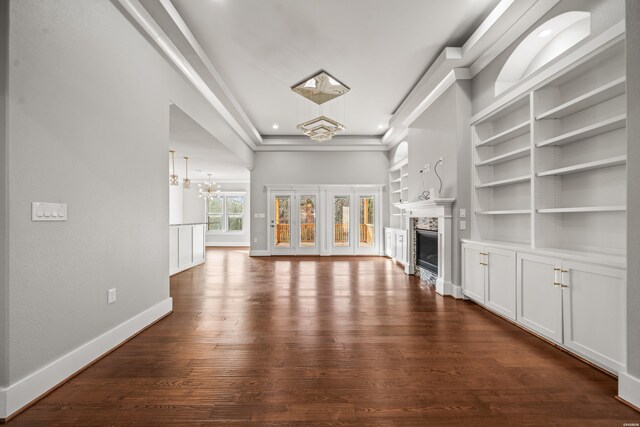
[266, 185, 384, 257]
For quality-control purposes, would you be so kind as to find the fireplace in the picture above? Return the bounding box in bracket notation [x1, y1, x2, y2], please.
[416, 229, 438, 274]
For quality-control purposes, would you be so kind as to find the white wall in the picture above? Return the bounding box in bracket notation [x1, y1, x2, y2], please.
[472, 0, 625, 114]
[0, 0, 8, 390]
[626, 0, 640, 381]
[206, 182, 251, 246]
[2, 0, 252, 402]
[250, 151, 388, 252]
[405, 81, 472, 286]
[169, 185, 184, 224]
[182, 186, 206, 224]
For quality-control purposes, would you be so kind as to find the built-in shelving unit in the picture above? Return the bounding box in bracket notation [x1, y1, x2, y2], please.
[389, 159, 409, 229]
[471, 39, 627, 257]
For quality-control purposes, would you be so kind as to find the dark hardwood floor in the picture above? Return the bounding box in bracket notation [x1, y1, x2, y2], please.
[8, 248, 639, 425]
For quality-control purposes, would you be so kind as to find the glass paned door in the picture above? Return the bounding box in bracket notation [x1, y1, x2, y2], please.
[359, 196, 375, 247]
[299, 195, 316, 247]
[297, 193, 320, 255]
[333, 196, 350, 247]
[355, 193, 379, 255]
[271, 192, 320, 255]
[271, 194, 293, 254]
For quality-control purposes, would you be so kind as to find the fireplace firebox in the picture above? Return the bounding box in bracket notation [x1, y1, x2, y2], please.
[416, 229, 438, 274]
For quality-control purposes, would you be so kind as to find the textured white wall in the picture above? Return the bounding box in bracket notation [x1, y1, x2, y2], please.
[626, 0, 640, 379]
[4, 0, 252, 386]
[250, 151, 388, 251]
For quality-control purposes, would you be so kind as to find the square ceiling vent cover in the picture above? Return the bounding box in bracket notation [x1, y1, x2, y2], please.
[291, 70, 350, 105]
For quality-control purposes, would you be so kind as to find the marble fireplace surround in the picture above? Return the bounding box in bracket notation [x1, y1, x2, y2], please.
[394, 198, 463, 298]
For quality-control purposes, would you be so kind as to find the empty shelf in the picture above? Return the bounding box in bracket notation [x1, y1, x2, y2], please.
[475, 146, 530, 167]
[476, 210, 531, 215]
[536, 77, 626, 120]
[537, 206, 626, 213]
[537, 155, 626, 177]
[475, 175, 531, 189]
[536, 114, 626, 148]
[476, 121, 530, 147]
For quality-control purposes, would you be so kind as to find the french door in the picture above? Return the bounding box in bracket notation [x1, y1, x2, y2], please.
[327, 190, 381, 256]
[269, 186, 382, 256]
[270, 191, 320, 255]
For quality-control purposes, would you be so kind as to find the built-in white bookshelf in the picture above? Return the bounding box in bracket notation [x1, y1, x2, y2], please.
[389, 159, 409, 229]
[471, 39, 627, 259]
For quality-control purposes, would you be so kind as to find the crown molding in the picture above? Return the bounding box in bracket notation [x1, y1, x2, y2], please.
[115, 0, 259, 151]
[382, 0, 560, 147]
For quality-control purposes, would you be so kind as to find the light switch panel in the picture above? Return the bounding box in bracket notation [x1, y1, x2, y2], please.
[32, 202, 67, 221]
[460, 208, 466, 218]
[460, 220, 466, 230]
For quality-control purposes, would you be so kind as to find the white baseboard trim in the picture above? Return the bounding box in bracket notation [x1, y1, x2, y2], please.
[206, 242, 250, 247]
[249, 250, 270, 256]
[435, 279, 464, 299]
[618, 371, 640, 409]
[0, 297, 173, 420]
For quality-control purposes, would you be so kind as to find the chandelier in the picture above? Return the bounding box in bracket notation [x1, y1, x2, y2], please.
[198, 174, 221, 200]
[183, 157, 191, 189]
[169, 150, 179, 185]
[297, 115, 345, 142]
[291, 70, 349, 142]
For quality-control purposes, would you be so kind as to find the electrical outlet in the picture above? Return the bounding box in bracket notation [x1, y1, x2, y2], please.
[460, 220, 466, 230]
[253, 238, 258, 243]
[107, 288, 117, 304]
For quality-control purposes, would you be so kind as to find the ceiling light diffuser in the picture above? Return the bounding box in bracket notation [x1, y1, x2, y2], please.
[291, 70, 350, 105]
[272, 124, 279, 129]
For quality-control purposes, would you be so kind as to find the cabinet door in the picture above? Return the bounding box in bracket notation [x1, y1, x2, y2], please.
[485, 248, 516, 320]
[384, 229, 393, 258]
[462, 244, 485, 304]
[395, 232, 405, 263]
[561, 261, 626, 373]
[516, 253, 562, 344]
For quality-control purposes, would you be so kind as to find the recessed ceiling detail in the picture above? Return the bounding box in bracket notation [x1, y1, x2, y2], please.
[291, 70, 350, 105]
[297, 115, 346, 142]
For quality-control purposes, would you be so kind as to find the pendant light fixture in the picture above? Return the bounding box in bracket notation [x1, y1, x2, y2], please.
[198, 174, 221, 200]
[169, 150, 179, 186]
[183, 157, 191, 189]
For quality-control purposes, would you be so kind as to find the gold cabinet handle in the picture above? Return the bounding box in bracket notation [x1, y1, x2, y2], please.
[554, 267, 561, 272]
[553, 282, 562, 287]
[480, 262, 488, 266]
[480, 252, 488, 255]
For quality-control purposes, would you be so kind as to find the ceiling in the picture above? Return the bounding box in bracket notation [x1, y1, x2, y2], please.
[169, 105, 250, 182]
[171, 0, 499, 138]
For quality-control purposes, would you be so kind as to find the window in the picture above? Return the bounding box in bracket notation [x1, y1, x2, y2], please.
[207, 194, 244, 232]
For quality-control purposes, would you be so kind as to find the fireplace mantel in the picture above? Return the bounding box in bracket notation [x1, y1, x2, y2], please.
[394, 198, 455, 218]
[394, 198, 462, 299]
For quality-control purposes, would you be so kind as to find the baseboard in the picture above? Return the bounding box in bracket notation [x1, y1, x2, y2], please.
[249, 250, 270, 256]
[0, 297, 173, 420]
[206, 242, 250, 247]
[448, 283, 465, 299]
[619, 371, 640, 410]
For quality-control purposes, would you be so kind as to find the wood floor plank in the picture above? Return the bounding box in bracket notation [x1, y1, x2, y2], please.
[6, 248, 638, 425]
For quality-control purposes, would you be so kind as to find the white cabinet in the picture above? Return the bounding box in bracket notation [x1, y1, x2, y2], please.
[384, 227, 407, 264]
[485, 248, 517, 320]
[517, 253, 563, 344]
[462, 243, 516, 320]
[517, 252, 626, 373]
[461, 243, 485, 304]
[561, 261, 626, 373]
